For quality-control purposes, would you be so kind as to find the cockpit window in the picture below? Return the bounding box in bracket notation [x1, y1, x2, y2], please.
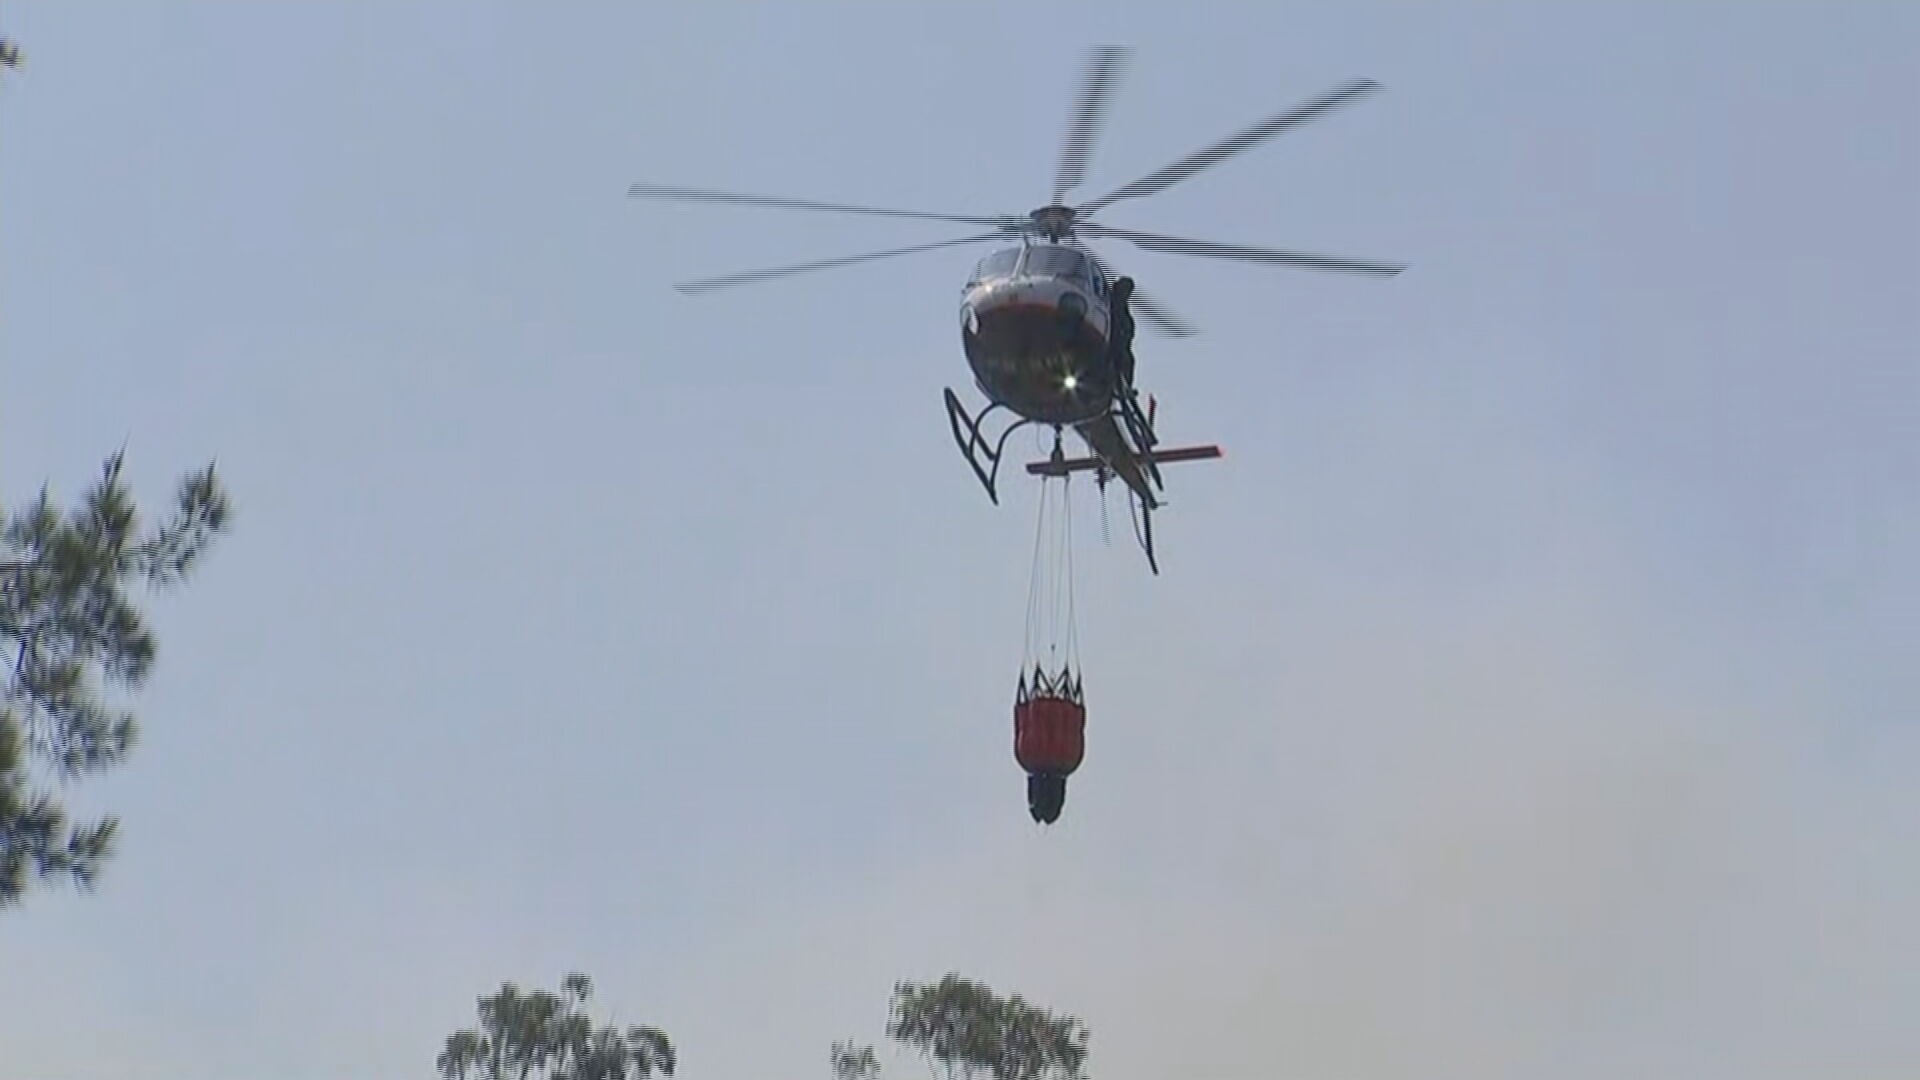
[970, 248, 1023, 282]
[1022, 245, 1091, 283]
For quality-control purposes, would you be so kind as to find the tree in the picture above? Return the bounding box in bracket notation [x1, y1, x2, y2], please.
[438, 973, 676, 1080]
[1, 451, 230, 908]
[832, 1041, 880, 1080]
[878, 974, 1088, 1080]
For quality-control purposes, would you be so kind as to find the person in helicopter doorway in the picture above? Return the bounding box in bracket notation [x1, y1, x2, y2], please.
[1108, 275, 1138, 395]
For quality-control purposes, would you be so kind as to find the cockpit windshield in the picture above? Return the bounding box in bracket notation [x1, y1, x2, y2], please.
[1022, 245, 1092, 284]
[969, 248, 1023, 283]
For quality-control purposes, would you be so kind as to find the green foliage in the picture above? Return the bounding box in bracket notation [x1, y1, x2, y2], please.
[0, 451, 230, 908]
[832, 1041, 881, 1080]
[886, 975, 1088, 1080]
[438, 973, 677, 1080]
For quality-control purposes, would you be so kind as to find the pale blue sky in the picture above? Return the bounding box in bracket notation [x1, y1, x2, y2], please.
[2, 3, 1915, 1079]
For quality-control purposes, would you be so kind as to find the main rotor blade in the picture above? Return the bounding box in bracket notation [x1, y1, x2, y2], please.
[673, 233, 1005, 294]
[1090, 224, 1405, 276]
[629, 181, 1017, 228]
[1052, 46, 1131, 204]
[1131, 289, 1200, 338]
[1083, 248, 1198, 338]
[1078, 78, 1383, 213]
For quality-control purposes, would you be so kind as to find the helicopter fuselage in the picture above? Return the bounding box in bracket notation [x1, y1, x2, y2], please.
[959, 241, 1116, 426]
[630, 51, 1396, 577]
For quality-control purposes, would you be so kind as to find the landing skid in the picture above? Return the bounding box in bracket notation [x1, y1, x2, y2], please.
[943, 388, 1033, 505]
[1026, 401, 1222, 576]
[946, 386, 1220, 575]
[1096, 465, 1161, 575]
[1140, 490, 1159, 575]
[1115, 388, 1163, 487]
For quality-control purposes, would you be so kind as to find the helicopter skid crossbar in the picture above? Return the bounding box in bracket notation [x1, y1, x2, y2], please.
[1024, 443, 1222, 478]
[943, 388, 1034, 505]
[1021, 403, 1221, 575]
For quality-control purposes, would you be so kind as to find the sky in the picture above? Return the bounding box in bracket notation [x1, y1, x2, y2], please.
[0, 2, 1915, 1078]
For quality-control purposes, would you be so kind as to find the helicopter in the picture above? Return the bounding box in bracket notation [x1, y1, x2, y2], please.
[628, 46, 1404, 572]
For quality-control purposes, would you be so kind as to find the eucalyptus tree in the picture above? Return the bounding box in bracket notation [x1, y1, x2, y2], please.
[438, 973, 676, 1080]
[837, 974, 1089, 1080]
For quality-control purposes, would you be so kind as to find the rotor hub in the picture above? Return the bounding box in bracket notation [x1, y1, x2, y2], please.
[1029, 205, 1078, 241]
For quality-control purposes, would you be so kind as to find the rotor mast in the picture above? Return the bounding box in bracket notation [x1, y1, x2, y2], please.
[1029, 205, 1078, 243]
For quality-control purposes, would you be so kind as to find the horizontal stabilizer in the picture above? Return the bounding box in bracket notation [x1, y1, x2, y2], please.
[1026, 444, 1222, 477]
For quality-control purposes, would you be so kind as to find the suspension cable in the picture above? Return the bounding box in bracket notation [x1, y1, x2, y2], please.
[1022, 475, 1050, 671]
[1062, 475, 1079, 673]
[1043, 476, 1069, 673]
[1022, 471, 1082, 688]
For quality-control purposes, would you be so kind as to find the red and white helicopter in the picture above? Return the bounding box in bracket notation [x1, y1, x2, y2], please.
[629, 47, 1403, 572]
